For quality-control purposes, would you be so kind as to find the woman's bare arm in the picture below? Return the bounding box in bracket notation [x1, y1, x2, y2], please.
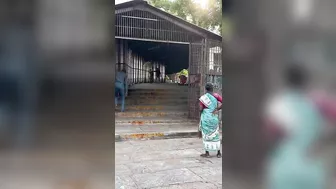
[212, 93, 223, 112]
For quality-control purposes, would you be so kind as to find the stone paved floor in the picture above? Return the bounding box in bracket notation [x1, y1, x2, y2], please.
[115, 138, 222, 189]
[0, 149, 114, 189]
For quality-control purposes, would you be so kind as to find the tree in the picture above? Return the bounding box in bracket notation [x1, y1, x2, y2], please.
[147, 0, 223, 35]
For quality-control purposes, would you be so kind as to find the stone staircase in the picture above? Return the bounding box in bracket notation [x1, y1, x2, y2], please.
[115, 83, 199, 141]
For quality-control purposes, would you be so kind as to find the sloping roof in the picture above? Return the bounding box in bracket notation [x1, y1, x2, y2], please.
[115, 0, 222, 41]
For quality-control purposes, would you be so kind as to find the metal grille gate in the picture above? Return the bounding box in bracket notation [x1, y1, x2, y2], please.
[188, 40, 204, 119]
[188, 39, 222, 120]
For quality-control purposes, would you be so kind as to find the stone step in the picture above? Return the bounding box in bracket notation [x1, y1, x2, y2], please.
[128, 90, 188, 96]
[115, 124, 222, 141]
[123, 105, 189, 111]
[124, 98, 188, 105]
[126, 95, 188, 100]
[115, 124, 197, 141]
[116, 131, 199, 141]
[115, 117, 198, 125]
[115, 111, 188, 118]
[128, 89, 188, 93]
[116, 124, 197, 134]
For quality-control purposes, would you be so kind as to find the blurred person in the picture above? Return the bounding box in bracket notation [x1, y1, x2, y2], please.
[149, 69, 154, 83]
[264, 64, 327, 189]
[155, 67, 161, 83]
[0, 24, 39, 148]
[179, 75, 187, 85]
[309, 86, 336, 186]
[199, 83, 222, 158]
[115, 68, 127, 112]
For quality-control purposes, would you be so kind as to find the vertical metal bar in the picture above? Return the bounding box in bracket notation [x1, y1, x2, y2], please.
[161, 21, 163, 41]
[165, 21, 168, 41]
[169, 22, 172, 41]
[127, 13, 130, 37]
[154, 15, 157, 40]
[117, 15, 119, 36]
[138, 56, 140, 83]
[203, 39, 208, 95]
[161, 20, 164, 41]
[157, 19, 159, 41]
[162, 20, 164, 41]
[116, 15, 118, 36]
[130, 11, 133, 38]
[132, 53, 134, 84]
[155, 16, 158, 40]
[120, 40, 123, 71]
[135, 54, 137, 83]
[146, 12, 149, 40]
[158, 19, 161, 40]
[140, 11, 143, 39]
[133, 11, 136, 38]
[157, 17, 159, 40]
[173, 23, 175, 41]
[121, 13, 124, 38]
[125, 41, 128, 68]
[142, 59, 144, 83]
[188, 42, 192, 118]
[116, 39, 119, 70]
[131, 11, 134, 38]
[140, 58, 142, 83]
[137, 55, 139, 83]
[177, 29, 180, 42]
[132, 54, 134, 84]
[143, 11, 145, 39]
[135, 54, 137, 84]
[136, 54, 138, 84]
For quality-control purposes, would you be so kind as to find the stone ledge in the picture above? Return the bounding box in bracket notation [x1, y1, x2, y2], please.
[115, 131, 199, 142]
[115, 131, 223, 142]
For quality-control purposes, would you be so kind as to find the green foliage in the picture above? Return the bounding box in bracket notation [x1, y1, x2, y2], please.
[148, 0, 223, 35]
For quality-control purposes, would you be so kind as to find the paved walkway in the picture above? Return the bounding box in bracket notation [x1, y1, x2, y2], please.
[115, 138, 222, 189]
[0, 149, 114, 189]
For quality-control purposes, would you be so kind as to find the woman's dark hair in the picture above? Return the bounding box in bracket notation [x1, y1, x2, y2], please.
[205, 83, 214, 92]
[284, 63, 308, 88]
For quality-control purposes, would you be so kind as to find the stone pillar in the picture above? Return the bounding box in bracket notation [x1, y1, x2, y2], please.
[222, 0, 268, 183]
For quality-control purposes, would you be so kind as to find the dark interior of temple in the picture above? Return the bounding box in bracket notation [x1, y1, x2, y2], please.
[127, 40, 189, 75]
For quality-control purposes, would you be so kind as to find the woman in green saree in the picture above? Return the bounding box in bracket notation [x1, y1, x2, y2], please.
[264, 64, 329, 189]
[199, 83, 222, 158]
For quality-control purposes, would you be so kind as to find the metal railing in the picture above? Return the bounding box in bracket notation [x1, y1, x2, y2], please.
[116, 63, 149, 86]
[116, 9, 197, 43]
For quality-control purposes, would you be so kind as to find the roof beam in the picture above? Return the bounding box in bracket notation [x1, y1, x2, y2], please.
[115, 7, 135, 14]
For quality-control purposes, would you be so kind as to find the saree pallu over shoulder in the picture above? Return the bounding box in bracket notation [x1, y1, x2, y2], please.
[199, 94, 212, 108]
[199, 93, 221, 151]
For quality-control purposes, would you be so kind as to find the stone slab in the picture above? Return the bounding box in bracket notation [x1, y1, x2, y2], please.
[132, 168, 202, 188]
[115, 138, 223, 189]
